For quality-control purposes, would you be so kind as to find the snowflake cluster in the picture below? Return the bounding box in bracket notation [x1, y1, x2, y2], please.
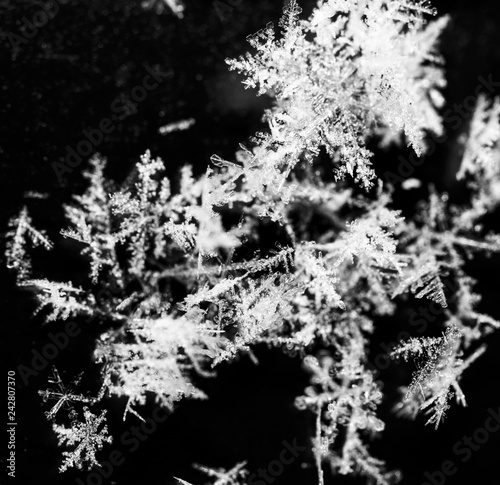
[6, 0, 500, 483]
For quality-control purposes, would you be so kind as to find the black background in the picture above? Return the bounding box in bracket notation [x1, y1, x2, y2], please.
[1, 1, 500, 484]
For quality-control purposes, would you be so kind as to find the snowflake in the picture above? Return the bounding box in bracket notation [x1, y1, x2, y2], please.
[39, 367, 108, 421]
[53, 407, 112, 472]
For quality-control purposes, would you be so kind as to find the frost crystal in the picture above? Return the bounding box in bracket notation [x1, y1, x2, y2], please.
[53, 407, 112, 472]
[38, 367, 105, 421]
[228, 0, 447, 200]
[95, 315, 221, 419]
[6, 206, 52, 282]
[6, 1, 500, 484]
[194, 461, 249, 485]
[392, 326, 486, 428]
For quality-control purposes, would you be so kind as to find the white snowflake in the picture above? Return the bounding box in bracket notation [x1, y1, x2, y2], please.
[53, 407, 112, 472]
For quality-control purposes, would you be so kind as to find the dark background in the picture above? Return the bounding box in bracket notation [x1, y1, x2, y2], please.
[1, 1, 500, 484]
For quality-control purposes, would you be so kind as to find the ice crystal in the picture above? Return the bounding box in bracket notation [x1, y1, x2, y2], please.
[194, 461, 249, 485]
[38, 367, 105, 421]
[20, 279, 94, 321]
[5, 1, 500, 484]
[391, 326, 486, 428]
[228, 0, 447, 200]
[6, 206, 52, 282]
[53, 407, 112, 472]
[456, 95, 500, 230]
[159, 118, 195, 135]
[296, 348, 399, 485]
[95, 314, 221, 419]
[175, 462, 248, 485]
